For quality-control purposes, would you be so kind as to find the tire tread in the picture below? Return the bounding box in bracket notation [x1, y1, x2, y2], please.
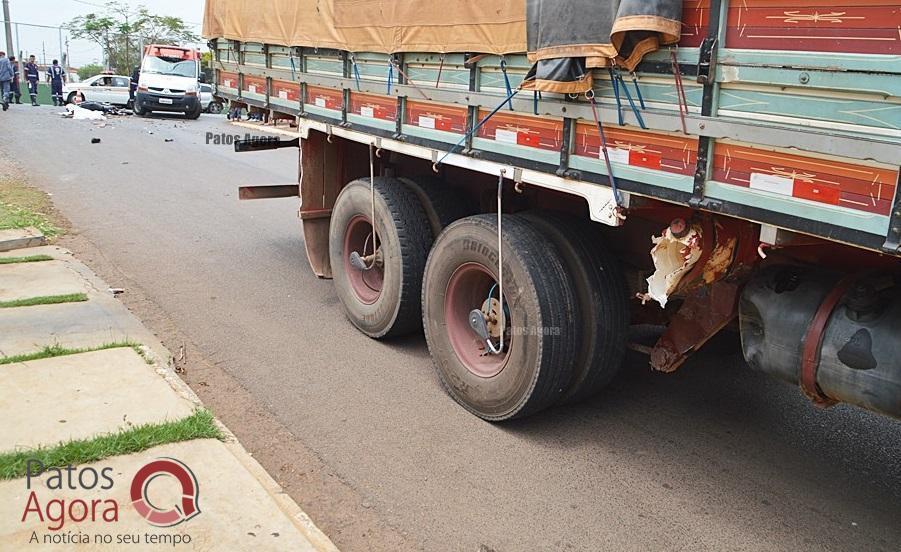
[366, 177, 432, 337]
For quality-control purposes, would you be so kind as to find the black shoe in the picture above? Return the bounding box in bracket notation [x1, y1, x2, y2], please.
[14, 99, 21, 104]
[2, 103, 8, 111]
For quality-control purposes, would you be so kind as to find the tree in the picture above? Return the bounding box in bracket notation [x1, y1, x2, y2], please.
[77, 63, 105, 81]
[200, 51, 214, 83]
[66, 2, 199, 74]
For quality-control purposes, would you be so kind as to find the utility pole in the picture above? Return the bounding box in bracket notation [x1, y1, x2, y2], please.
[2, 0, 13, 55]
[15, 22, 22, 83]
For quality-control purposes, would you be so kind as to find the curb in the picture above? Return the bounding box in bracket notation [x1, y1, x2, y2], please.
[0, 228, 46, 252]
[0, 244, 340, 552]
[226, 441, 341, 552]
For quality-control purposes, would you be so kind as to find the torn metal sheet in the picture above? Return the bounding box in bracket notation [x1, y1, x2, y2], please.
[643, 223, 702, 308]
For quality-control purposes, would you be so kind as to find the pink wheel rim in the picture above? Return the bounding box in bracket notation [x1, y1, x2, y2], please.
[343, 215, 383, 305]
[444, 263, 511, 378]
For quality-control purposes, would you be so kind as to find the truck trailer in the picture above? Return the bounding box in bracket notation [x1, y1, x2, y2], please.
[202, 0, 901, 422]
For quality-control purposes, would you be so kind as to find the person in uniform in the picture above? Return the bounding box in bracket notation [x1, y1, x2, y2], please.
[8, 56, 20, 104]
[130, 66, 140, 104]
[0, 51, 12, 111]
[24, 55, 40, 106]
[46, 59, 66, 106]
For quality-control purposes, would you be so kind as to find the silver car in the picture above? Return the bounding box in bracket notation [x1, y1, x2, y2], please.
[199, 84, 224, 114]
[64, 74, 132, 105]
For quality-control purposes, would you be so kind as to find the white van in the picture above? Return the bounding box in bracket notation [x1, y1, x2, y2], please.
[134, 45, 202, 119]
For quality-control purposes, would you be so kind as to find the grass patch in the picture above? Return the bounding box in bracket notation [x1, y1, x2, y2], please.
[0, 341, 149, 366]
[0, 255, 54, 265]
[0, 178, 61, 239]
[0, 293, 88, 309]
[0, 410, 223, 480]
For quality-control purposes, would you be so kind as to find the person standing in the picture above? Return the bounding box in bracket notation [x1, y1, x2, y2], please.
[46, 59, 66, 106]
[8, 56, 21, 104]
[130, 65, 140, 105]
[24, 55, 40, 106]
[0, 51, 13, 111]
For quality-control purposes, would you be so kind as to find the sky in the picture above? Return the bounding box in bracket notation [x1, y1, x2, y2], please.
[1, 0, 205, 67]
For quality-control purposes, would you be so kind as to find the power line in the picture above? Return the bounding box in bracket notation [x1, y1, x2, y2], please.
[69, 0, 202, 26]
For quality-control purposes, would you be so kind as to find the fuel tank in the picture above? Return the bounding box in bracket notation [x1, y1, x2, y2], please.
[740, 265, 901, 419]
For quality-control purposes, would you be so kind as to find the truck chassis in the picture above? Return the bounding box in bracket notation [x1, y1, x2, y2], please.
[208, 0, 901, 421]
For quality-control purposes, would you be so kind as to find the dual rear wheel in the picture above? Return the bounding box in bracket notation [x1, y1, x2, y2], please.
[328, 177, 628, 420]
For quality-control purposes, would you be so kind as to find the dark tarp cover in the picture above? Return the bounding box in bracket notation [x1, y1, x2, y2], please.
[524, 0, 682, 94]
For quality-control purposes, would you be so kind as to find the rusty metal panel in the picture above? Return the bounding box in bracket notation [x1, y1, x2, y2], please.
[238, 185, 299, 200]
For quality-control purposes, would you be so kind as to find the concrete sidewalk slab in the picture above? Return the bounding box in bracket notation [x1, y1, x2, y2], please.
[0, 245, 338, 551]
[0, 348, 196, 450]
[0, 245, 70, 261]
[0, 439, 334, 551]
[0, 300, 145, 358]
[0, 228, 46, 252]
[0, 246, 165, 360]
[0, 260, 90, 303]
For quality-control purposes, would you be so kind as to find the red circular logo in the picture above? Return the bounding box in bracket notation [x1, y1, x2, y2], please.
[130, 458, 200, 527]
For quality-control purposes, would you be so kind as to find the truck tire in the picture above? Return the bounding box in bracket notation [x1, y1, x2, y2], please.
[399, 176, 477, 239]
[422, 214, 578, 420]
[329, 177, 432, 338]
[519, 211, 629, 403]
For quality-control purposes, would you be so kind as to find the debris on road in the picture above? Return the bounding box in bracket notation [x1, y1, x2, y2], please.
[64, 104, 106, 121]
[91, 138, 101, 144]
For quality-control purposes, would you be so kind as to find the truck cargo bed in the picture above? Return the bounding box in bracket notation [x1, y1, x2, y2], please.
[207, 0, 901, 255]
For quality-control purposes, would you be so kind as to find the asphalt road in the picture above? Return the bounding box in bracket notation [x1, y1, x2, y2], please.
[3, 106, 899, 552]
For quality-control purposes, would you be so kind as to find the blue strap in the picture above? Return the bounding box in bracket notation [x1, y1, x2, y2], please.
[617, 71, 646, 129]
[435, 89, 520, 168]
[386, 62, 394, 95]
[500, 60, 514, 111]
[533, 91, 540, 116]
[351, 56, 361, 91]
[612, 67, 647, 129]
[289, 55, 297, 82]
[608, 68, 624, 126]
[631, 73, 646, 109]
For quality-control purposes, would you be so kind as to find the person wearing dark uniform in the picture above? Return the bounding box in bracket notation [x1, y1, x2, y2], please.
[8, 56, 20, 104]
[46, 59, 66, 106]
[130, 66, 140, 105]
[24, 55, 39, 106]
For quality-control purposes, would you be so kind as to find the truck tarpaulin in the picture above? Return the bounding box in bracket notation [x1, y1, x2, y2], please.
[202, 0, 527, 55]
[524, 0, 683, 93]
[202, 0, 681, 94]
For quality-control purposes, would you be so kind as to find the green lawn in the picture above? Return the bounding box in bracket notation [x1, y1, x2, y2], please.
[0, 341, 150, 366]
[0, 176, 62, 239]
[11, 82, 53, 105]
[0, 255, 54, 265]
[0, 293, 88, 309]
[0, 410, 223, 480]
